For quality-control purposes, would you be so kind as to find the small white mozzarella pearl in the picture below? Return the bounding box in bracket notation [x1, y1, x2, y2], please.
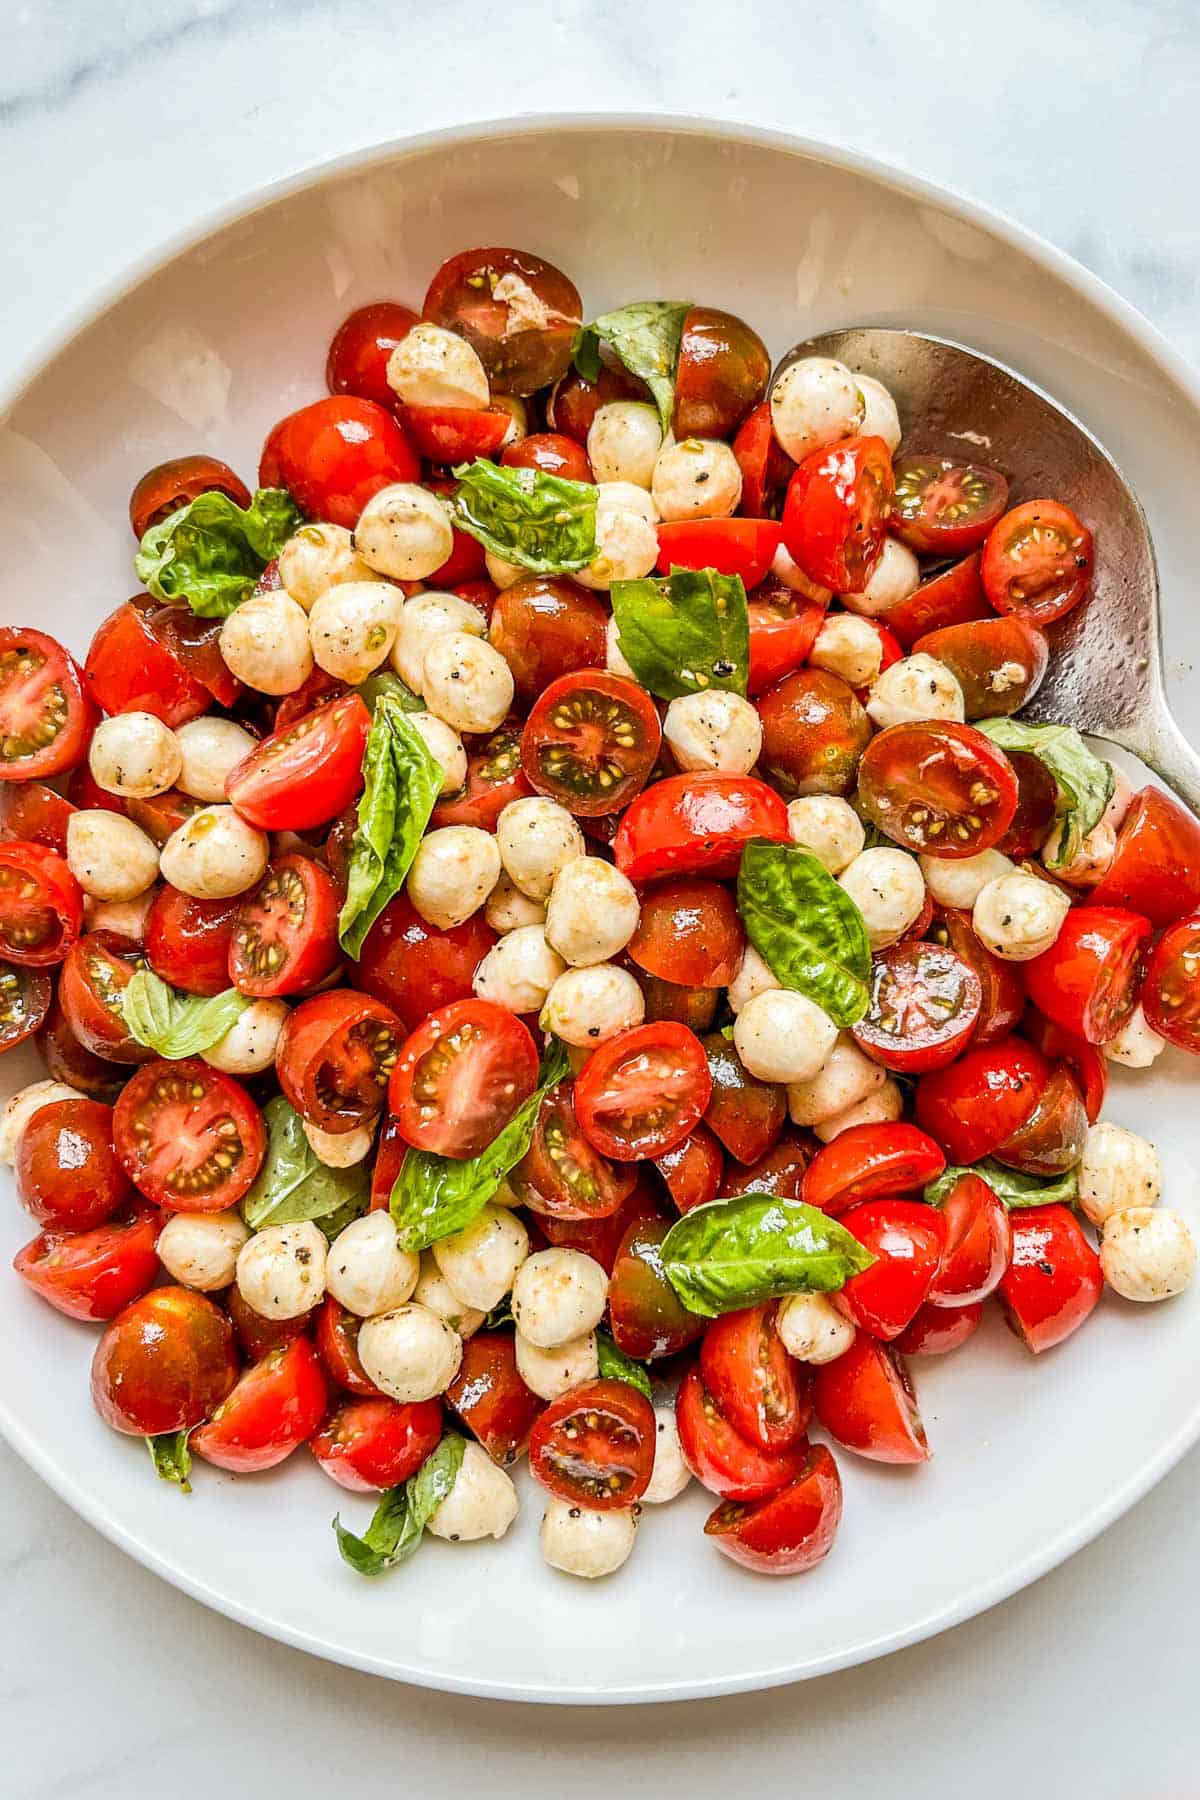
[575, 483, 660, 590]
[174, 717, 258, 803]
[769, 357, 865, 461]
[219, 592, 313, 695]
[663, 690, 762, 775]
[357, 1303, 463, 1403]
[605, 613, 636, 679]
[787, 1034, 886, 1127]
[303, 1118, 376, 1168]
[235, 1221, 327, 1320]
[839, 848, 926, 949]
[354, 484, 454, 581]
[1077, 1121, 1162, 1226]
[544, 858, 640, 966]
[0, 1080, 84, 1165]
[484, 550, 527, 590]
[514, 1328, 599, 1402]
[1102, 765, 1134, 831]
[511, 1248, 609, 1349]
[972, 872, 1071, 961]
[84, 891, 153, 940]
[201, 998, 288, 1075]
[727, 944, 781, 1014]
[66, 811, 159, 901]
[587, 401, 663, 488]
[157, 1210, 249, 1292]
[432, 1203, 530, 1312]
[308, 580, 403, 684]
[540, 963, 645, 1047]
[485, 870, 547, 934]
[1040, 818, 1117, 887]
[412, 1253, 485, 1338]
[406, 826, 500, 930]
[642, 1405, 692, 1504]
[867, 654, 965, 729]
[854, 374, 903, 451]
[838, 537, 920, 618]
[160, 805, 269, 900]
[920, 847, 1015, 911]
[770, 541, 832, 603]
[387, 321, 490, 411]
[651, 438, 742, 522]
[427, 1441, 519, 1542]
[1104, 1003, 1166, 1069]
[733, 989, 838, 1084]
[391, 592, 486, 691]
[278, 522, 376, 610]
[776, 1291, 856, 1363]
[88, 711, 181, 799]
[492, 394, 527, 447]
[422, 631, 514, 734]
[786, 796, 865, 875]
[326, 1211, 419, 1316]
[473, 924, 565, 1013]
[594, 480, 658, 525]
[497, 796, 585, 900]
[540, 1497, 636, 1579]
[809, 614, 883, 688]
[1100, 1207, 1196, 1302]
[405, 711, 467, 796]
[813, 1078, 903, 1142]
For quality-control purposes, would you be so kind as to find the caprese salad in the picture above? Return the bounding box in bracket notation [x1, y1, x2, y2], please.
[1, 244, 1197, 1585]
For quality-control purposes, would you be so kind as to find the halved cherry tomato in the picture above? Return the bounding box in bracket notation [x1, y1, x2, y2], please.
[0, 628, 97, 779]
[1024, 905, 1151, 1045]
[883, 550, 993, 650]
[655, 1122, 724, 1214]
[996, 749, 1059, 857]
[530, 1376, 655, 1507]
[16, 1098, 130, 1231]
[717, 1129, 814, 1201]
[13, 1202, 161, 1321]
[835, 1199, 946, 1339]
[228, 854, 341, 998]
[894, 1300, 983, 1356]
[191, 1336, 327, 1474]
[656, 519, 782, 588]
[673, 307, 770, 439]
[802, 1123, 946, 1218]
[756, 667, 871, 797]
[326, 301, 420, 407]
[145, 889, 240, 997]
[0, 843, 82, 967]
[388, 998, 537, 1159]
[129, 455, 252, 539]
[613, 773, 790, 883]
[226, 693, 370, 832]
[675, 1365, 810, 1501]
[114, 1059, 266, 1212]
[536, 1179, 650, 1274]
[852, 941, 982, 1073]
[125, 786, 202, 847]
[58, 932, 150, 1063]
[703, 1442, 843, 1576]
[272, 666, 347, 734]
[0, 780, 74, 853]
[259, 396, 419, 528]
[521, 670, 661, 817]
[445, 1329, 543, 1465]
[84, 602, 209, 727]
[352, 894, 495, 1032]
[857, 720, 1019, 857]
[1091, 787, 1200, 926]
[746, 578, 827, 696]
[315, 1296, 382, 1396]
[140, 597, 242, 709]
[502, 432, 593, 482]
[36, 998, 126, 1100]
[913, 614, 1048, 719]
[1141, 912, 1200, 1053]
[398, 404, 511, 462]
[781, 436, 895, 593]
[0, 960, 51, 1053]
[429, 722, 532, 832]
[626, 878, 744, 988]
[90, 1286, 239, 1436]
[229, 1287, 314, 1362]
[575, 1022, 712, 1161]
[928, 1171, 1012, 1306]
[702, 1030, 786, 1165]
[633, 969, 720, 1033]
[732, 401, 796, 520]
[608, 1207, 706, 1360]
[991, 1063, 1088, 1177]
[511, 1078, 637, 1220]
[892, 457, 1009, 556]
[915, 1035, 1049, 1164]
[700, 1302, 811, 1451]
[981, 499, 1094, 626]
[812, 1332, 929, 1463]
[488, 578, 607, 709]
[424, 247, 582, 395]
[312, 1395, 443, 1493]
[997, 1204, 1102, 1352]
[929, 906, 1026, 1046]
[1025, 1013, 1107, 1124]
[279, 991, 403, 1135]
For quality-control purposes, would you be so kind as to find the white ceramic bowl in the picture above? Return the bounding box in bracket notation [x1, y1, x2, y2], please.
[2, 117, 1199, 1705]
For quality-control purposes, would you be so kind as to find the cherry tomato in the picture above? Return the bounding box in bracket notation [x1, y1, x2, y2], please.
[575, 1022, 711, 1161]
[1025, 1013, 1107, 1124]
[144, 888, 239, 997]
[424, 246, 582, 394]
[1024, 905, 1151, 1045]
[445, 1329, 543, 1466]
[502, 432, 593, 482]
[836, 1199, 946, 1339]
[997, 1204, 1102, 1353]
[260, 396, 419, 528]
[981, 499, 1094, 626]
[16, 1098, 130, 1231]
[0, 780, 75, 854]
[927, 1170, 1012, 1306]
[12, 1202, 161, 1322]
[0, 960, 51, 1053]
[746, 579, 827, 696]
[812, 1332, 929, 1463]
[675, 1365, 811, 1501]
[700, 1303, 811, 1452]
[511, 1078, 637, 1220]
[915, 1035, 1049, 1164]
[756, 668, 871, 796]
[398, 404, 512, 462]
[125, 786, 202, 847]
[929, 907, 1025, 1046]
[857, 720, 1018, 857]
[1091, 787, 1200, 926]
[992, 1063, 1088, 1177]
[996, 750, 1059, 857]
[702, 1030, 786, 1165]
[278, 990, 403, 1135]
[315, 1296, 383, 1396]
[703, 1442, 843, 1576]
[427, 511, 489, 587]
[912, 614, 1048, 719]
[613, 773, 790, 883]
[36, 997, 126, 1101]
[894, 1300, 983, 1356]
[530, 1376, 656, 1508]
[388, 998, 537, 1159]
[352, 893, 495, 1031]
[883, 550, 993, 650]
[802, 1122, 945, 1217]
[191, 1336, 327, 1474]
[852, 941, 982, 1074]
[0, 627, 96, 781]
[272, 666, 347, 735]
[781, 436, 894, 593]
[1141, 912, 1200, 1052]
[626, 878, 744, 988]
[325, 301, 419, 406]
[90, 1286, 239, 1436]
[114, 1058, 266, 1211]
[84, 603, 209, 727]
[673, 306, 771, 439]
[717, 1129, 814, 1202]
[312, 1395, 443, 1493]
[488, 578, 607, 709]
[655, 1122, 724, 1213]
[229, 1286, 314, 1362]
[226, 693, 370, 832]
[548, 354, 650, 443]
[608, 1207, 706, 1360]
[129, 455, 251, 539]
[521, 670, 661, 817]
[58, 932, 150, 1063]
[535, 1179, 651, 1274]
[633, 969, 720, 1033]
[428, 723, 530, 831]
[228, 854, 341, 998]
[891, 456, 1009, 556]
[732, 401, 796, 520]
[0, 842, 81, 968]
[141, 600, 242, 709]
[656, 519, 782, 588]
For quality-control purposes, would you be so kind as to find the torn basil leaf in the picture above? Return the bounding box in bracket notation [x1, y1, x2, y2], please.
[737, 840, 872, 1027]
[610, 568, 750, 701]
[334, 1432, 466, 1576]
[121, 968, 250, 1060]
[147, 1429, 193, 1493]
[975, 717, 1113, 868]
[241, 1097, 369, 1232]
[448, 459, 596, 574]
[573, 301, 690, 432]
[338, 693, 442, 958]
[924, 1158, 1079, 1209]
[135, 487, 302, 617]
[661, 1193, 875, 1318]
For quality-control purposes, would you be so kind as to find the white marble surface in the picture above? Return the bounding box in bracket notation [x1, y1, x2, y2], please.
[3, 2, 1200, 1791]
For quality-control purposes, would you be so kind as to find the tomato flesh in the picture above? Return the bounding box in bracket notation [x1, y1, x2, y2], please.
[574, 1022, 712, 1161]
[703, 1442, 843, 1576]
[512, 1078, 637, 1221]
[1141, 912, 1200, 1053]
[229, 853, 342, 998]
[891, 456, 1009, 556]
[521, 670, 661, 817]
[857, 720, 1019, 857]
[530, 1377, 656, 1508]
[388, 998, 538, 1159]
[445, 1330, 544, 1466]
[852, 942, 982, 1073]
[656, 519, 782, 588]
[312, 1395, 443, 1493]
[113, 1058, 267, 1211]
[1024, 905, 1151, 1046]
[781, 436, 895, 594]
[699, 1302, 811, 1452]
[57, 931, 150, 1064]
[747, 579, 827, 696]
[84, 603, 209, 728]
[928, 1171, 1012, 1306]
[0, 842, 83, 967]
[812, 1332, 929, 1463]
[884, 551, 993, 650]
[13, 1203, 161, 1322]
[0, 959, 51, 1052]
[981, 499, 1094, 626]
[129, 455, 251, 539]
[675, 1365, 811, 1502]
[279, 990, 404, 1135]
[225, 694, 371, 832]
[802, 1123, 945, 1218]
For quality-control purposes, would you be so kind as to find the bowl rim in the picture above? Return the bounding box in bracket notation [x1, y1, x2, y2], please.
[2, 111, 1199, 1704]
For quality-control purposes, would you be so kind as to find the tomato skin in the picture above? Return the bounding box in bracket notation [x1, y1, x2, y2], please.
[36, 998, 126, 1100]
[548, 354, 650, 443]
[852, 941, 982, 1074]
[228, 1287, 313, 1362]
[312, 1395, 444, 1493]
[512, 1079, 637, 1222]
[17, 1098, 131, 1231]
[614, 773, 790, 884]
[445, 1329, 543, 1466]
[279, 990, 403, 1135]
[272, 666, 347, 734]
[836, 1200, 946, 1339]
[12, 1202, 161, 1321]
[530, 1376, 656, 1508]
[114, 1058, 267, 1211]
[1024, 906, 1151, 1046]
[732, 401, 796, 520]
[1025, 1013, 1107, 1125]
[858, 720, 1019, 858]
[626, 878, 744, 988]
[0, 960, 51, 1053]
[894, 1300, 983, 1356]
[141, 599, 242, 709]
[191, 1336, 328, 1474]
[915, 1035, 1049, 1165]
[802, 1123, 946, 1218]
[781, 436, 895, 593]
[991, 1063, 1089, 1178]
[129, 455, 252, 539]
[608, 1209, 706, 1360]
[57, 932, 150, 1064]
[812, 1332, 929, 1463]
[891, 457, 1009, 556]
[655, 1122, 724, 1214]
[995, 751, 1059, 860]
[521, 670, 662, 817]
[502, 432, 593, 482]
[702, 1031, 786, 1165]
[675, 1366, 811, 1502]
[672, 306, 771, 439]
[929, 906, 1026, 1046]
[90, 1286, 240, 1436]
[747, 581, 827, 696]
[424, 247, 582, 395]
[717, 1129, 814, 1202]
[225, 694, 371, 832]
[656, 519, 782, 588]
[398, 404, 511, 462]
[634, 970, 720, 1034]
[260, 396, 419, 529]
[0, 842, 83, 967]
[703, 1442, 843, 1576]
[315, 1296, 382, 1396]
[389, 999, 537, 1159]
[1141, 912, 1200, 1053]
[145, 888, 240, 997]
[981, 499, 1094, 627]
[884, 551, 993, 650]
[352, 894, 495, 1032]
[325, 301, 419, 407]
[84, 603, 209, 728]
[228, 854, 341, 998]
[575, 1022, 712, 1161]
[997, 1204, 1103, 1353]
[125, 786, 202, 847]
[535, 1180, 650, 1274]
[756, 668, 872, 797]
[487, 577, 607, 709]
[913, 614, 1048, 719]
[0, 780, 75, 854]
[928, 1172, 1012, 1306]
[699, 1303, 811, 1451]
[1090, 787, 1200, 926]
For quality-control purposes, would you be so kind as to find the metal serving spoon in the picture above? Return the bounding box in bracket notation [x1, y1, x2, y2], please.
[776, 327, 1200, 815]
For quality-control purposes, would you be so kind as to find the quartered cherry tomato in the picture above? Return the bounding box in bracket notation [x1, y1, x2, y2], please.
[746, 578, 827, 696]
[915, 1035, 1049, 1165]
[891, 456, 1009, 556]
[230, 1287, 314, 1363]
[16, 1097, 130, 1231]
[191, 1336, 327, 1474]
[913, 614, 1048, 719]
[398, 404, 512, 462]
[675, 1365, 811, 1502]
[445, 1329, 543, 1466]
[129, 455, 252, 539]
[512, 1078, 637, 1221]
[228, 854, 341, 998]
[813, 1332, 929, 1463]
[113, 1058, 266, 1211]
[145, 888, 240, 997]
[835, 1200, 946, 1339]
[626, 878, 744, 988]
[575, 1021, 711, 1161]
[672, 306, 771, 439]
[521, 670, 661, 817]
[352, 893, 495, 1031]
[312, 1395, 443, 1493]
[857, 720, 1019, 857]
[894, 1300, 983, 1356]
[996, 750, 1059, 857]
[608, 1208, 706, 1360]
[655, 1122, 725, 1214]
[315, 1296, 382, 1396]
[928, 907, 1026, 1047]
[0, 960, 51, 1053]
[1091, 787, 1200, 926]
[488, 578, 607, 709]
[1025, 1013, 1107, 1124]
[0, 779, 75, 853]
[1141, 912, 1200, 1053]
[1024, 905, 1151, 1045]
[756, 667, 871, 797]
[928, 1171, 1012, 1306]
[991, 1062, 1089, 1177]
[125, 786, 202, 847]
[997, 1204, 1103, 1352]
[802, 1123, 946, 1217]
[325, 300, 419, 407]
[703, 1442, 843, 1576]
[614, 772, 789, 883]
[0, 843, 82, 967]
[58, 932, 150, 1063]
[702, 1030, 786, 1165]
[781, 436, 895, 594]
[699, 1302, 811, 1451]
[502, 432, 593, 482]
[0, 628, 97, 779]
[259, 396, 419, 528]
[852, 941, 982, 1073]
[530, 1377, 656, 1508]
[656, 519, 782, 588]
[225, 693, 371, 832]
[279, 991, 403, 1135]
[883, 550, 993, 650]
[389, 998, 537, 1159]
[424, 246, 582, 395]
[90, 1286, 239, 1436]
[981, 499, 1094, 626]
[84, 602, 209, 727]
[732, 401, 796, 520]
[717, 1129, 814, 1202]
[13, 1202, 161, 1322]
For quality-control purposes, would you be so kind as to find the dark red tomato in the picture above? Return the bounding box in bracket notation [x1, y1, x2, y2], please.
[90, 1286, 239, 1436]
[675, 1365, 810, 1502]
[312, 1395, 443, 1493]
[1091, 787, 1200, 926]
[226, 694, 371, 832]
[895, 1300, 983, 1356]
[502, 431, 593, 482]
[996, 750, 1059, 857]
[702, 1030, 786, 1165]
[1026, 1013, 1107, 1124]
[992, 1064, 1088, 1177]
[1142, 912, 1200, 1052]
[429, 723, 531, 832]
[704, 1442, 843, 1576]
[626, 879, 744, 988]
[673, 306, 771, 439]
[747, 579, 827, 696]
[981, 499, 1094, 626]
[852, 942, 982, 1074]
[884, 551, 993, 650]
[0, 843, 81, 967]
[129, 455, 251, 539]
[0, 961, 51, 1053]
[0, 627, 96, 781]
[0, 780, 74, 854]
[608, 1208, 706, 1360]
[700, 1303, 811, 1451]
[272, 666, 347, 734]
[58, 932, 149, 1063]
[424, 247, 582, 394]
[732, 401, 796, 520]
[352, 894, 495, 1032]
[488, 578, 607, 709]
[536, 1179, 650, 1274]
[813, 1332, 928, 1463]
[756, 668, 872, 797]
[398, 404, 512, 462]
[13, 1202, 160, 1322]
[278, 990, 403, 1135]
[548, 353, 650, 443]
[575, 1022, 711, 1161]
[521, 670, 661, 817]
[802, 1123, 945, 1218]
[655, 1122, 724, 1213]
[1024, 905, 1151, 1045]
[228, 854, 341, 998]
[632, 969, 720, 1034]
[857, 721, 1019, 857]
[315, 1296, 382, 1396]
[891, 457, 1009, 556]
[915, 1034, 1049, 1164]
[614, 773, 790, 883]
[512, 1079, 637, 1221]
[191, 1337, 327, 1474]
[913, 615, 1048, 719]
[125, 786, 202, 847]
[930, 907, 1025, 1046]
[144, 889, 239, 997]
[835, 1200, 946, 1339]
[259, 396, 419, 529]
[928, 1170, 1012, 1307]
[781, 436, 895, 594]
[326, 301, 419, 406]
[16, 1098, 130, 1231]
[997, 1204, 1103, 1353]
[36, 999, 125, 1101]
[114, 1058, 267, 1211]
[656, 519, 782, 588]
[84, 603, 208, 728]
[388, 999, 537, 1159]
[530, 1377, 655, 1508]
[718, 1129, 814, 1201]
[228, 1286, 314, 1362]
[445, 1329, 543, 1466]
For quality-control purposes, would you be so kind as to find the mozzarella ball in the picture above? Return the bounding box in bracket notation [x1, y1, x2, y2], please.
[1040, 818, 1117, 886]
[771, 541, 833, 603]
[587, 401, 663, 488]
[788, 1034, 886, 1127]
[406, 826, 500, 930]
[920, 847, 1015, 911]
[839, 848, 927, 948]
[66, 811, 159, 901]
[473, 925, 565, 1013]
[734, 989, 838, 1084]
[605, 613, 636, 680]
[485, 869, 547, 934]
[492, 394, 527, 448]
[511, 1248, 608, 1349]
[84, 891, 154, 940]
[160, 805, 269, 900]
[769, 357, 865, 461]
[308, 580, 402, 684]
[235, 1220, 327, 1320]
[1077, 1121, 1162, 1226]
[854, 374, 902, 452]
[1102, 765, 1134, 832]
[432, 1203, 530, 1312]
[786, 795, 865, 875]
[219, 591, 313, 695]
[157, 1210, 249, 1292]
[663, 690, 762, 776]
[174, 716, 258, 803]
[514, 1328, 599, 1402]
[412, 1253, 485, 1338]
[0, 1080, 83, 1165]
[1105, 1003, 1166, 1069]
[545, 858, 640, 966]
[391, 591, 486, 692]
[972, 872, 1071, 961]
[727, 943, 781, 1014]
[303, 1118, 376, 1168]
[839, 537, 921, 619]
[422, 631, 514, 734]
[484, 550, 527, 590]
[405, 711, 467, 796]
[594, 480, 658, 524]
[809, 614, 883, 688]
[867, 654, 965, 729]
[201, 997, 288, 1075]
[387, 320, 489, 410]
[497, 796, 585, 899]
[776, 1291, 856, 1364]
[427, 1441, 519, 1542]
[642, 1405, 692, 1504]
[354, 484, 454, 582]
[813, 1077, 903, 1143]
[1100, 1207, 1196, 1302]
[575, 486, 660, 590]
[87, 711, 181, 799]
[357, 1303, 463, 1403]
[278, 522, 376, 610]
[651, 437, 742, 522]
[325, 1211, 419, 1317]
[541, 1497, 636, 1579]
[540, 963, 645, 1046]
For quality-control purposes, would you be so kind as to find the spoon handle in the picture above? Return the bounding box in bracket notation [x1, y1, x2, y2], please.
[1111, 708, 1200, 819]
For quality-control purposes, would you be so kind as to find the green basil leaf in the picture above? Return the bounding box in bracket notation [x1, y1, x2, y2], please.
[134, 487, 302, 617]
[595, 1330, 653, 1400]
[334, 1432, 466, 1577]
[975, 718, 1114, 868]
[924, 1158, 1079, 1210]
[241, 1096, 369, 1232]
[448, 459, 596, 574]
[483, 1301, 514, 1330]
[146, 1429, 192, 1493]
[121, 968, 250, 1060]
[609, 568, 750, 701]
[355, 669, 425, 714]
[572, 301, 691, 432]
[338, 693, 442, 958]
[662, 1193, 875, 1318]
[737, 840, 872, 1028]
[390, 1040, 570, 1253]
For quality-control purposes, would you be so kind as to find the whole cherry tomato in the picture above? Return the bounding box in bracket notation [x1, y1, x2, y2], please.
[325, 300, 419, 407]
[502, 433, 593, 482]
[756, 668, 871, 797]
[608, 1208, 705, 1360]
[702, 1030, 786, 1165]
[259, 396, 419, 528]
[835, 1199, 946, 1339]
[672, 306, 770, 439]
[145, 888, 240, 997]
[997, 1204, 1102, 1352]
[352, 894, 495, 1033]
[90, 1286, 239, 1436]
[626, 879, 744, 988]
[16, 1098, 131, 1231]
[488, 578, 607, 709]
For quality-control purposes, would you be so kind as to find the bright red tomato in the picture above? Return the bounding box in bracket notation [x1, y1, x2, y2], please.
[191, 1337, 327, 1474]
[781, 436, 894, 593]
[812, 1332, 929, 1463]
[352, 893, 495, 1031]
[1025, 1013, 1107, 1124]
[702, 1031, 786, 1165]
[574, 1022, 712, 1161]
[732, 401, 796, 520]
[424, 247, 582, 395]
[756, 668, 872, 796]
[398, 404, 512, 462]
[145, 888, 240, 997]
[894, 1300, 983, 1356]
[981, 497, 1095, 626]
[278, 990, 403, 1135]
[913, 614, 1049, 719]
[16, 1098, 130, 1231]
[228, 854, 341, 998]
[430, 723, 531, 831]
[0, 843, 82, 966]
[12, 1202, 161, 1322]
[746, 580, 827, 696]
[225, 693, 371, 831]
[113, 1058, 266, 1211]
[672, 306, 770, 439]
[502, 432, 593, 482]
[892, 457, 1009, 556]
[852, 941, 982, 1073]
[1141, 912, 1200, 1053]
[530, 1377, 656, 1508]
[929, 906, 1026, 1046]
[388, 999, 537, 1159]
[0, 627, 97, 779]
[607, 1207, 706, 1360]
[858, 720, 1019, 857]
[0, 961, 51, 1053]
[311, 1395, 443, 1493]
[675, 1365, 811, 1502]
[1091, 787, 1200, 926]
[315, 1296, 382, 1396]
[997, 1204, 1103, 1352]
[717, 1129, 814, 1202]
[57, 932, 149, 1063]
[129, 455, 251, 539]
[229, 1287, 314, 1362]
[991, 1062, 1089, 1177]
[655, 1122, 725, 1213]
[521, 670, 661, 817]
[883, 550, 993, 650]
[84, 603, 209, 727]
[626, 879, 744, 988]
[613, 773, 790, 883]
[445, 1329, 543, 1465]
[259, 396, 419, 528]
[700, 1303, 811, 1452]
[511, 1079, 637, 1221]
[915, 1035, 1049, 1164]
[835, 1199, 946, 1339]
[1024, 906, 1151, 1045]
[703, 1442, 843, 1576]
[90, 1287, 239, 1436]
[928, 1171, 1012, 1306]
[656, 519, 782, 588]
[325, 300, 419, 407]
[0, 779, 75, 853]
[488, 578, 607, 709]
[802, 1123, 946, 1218]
